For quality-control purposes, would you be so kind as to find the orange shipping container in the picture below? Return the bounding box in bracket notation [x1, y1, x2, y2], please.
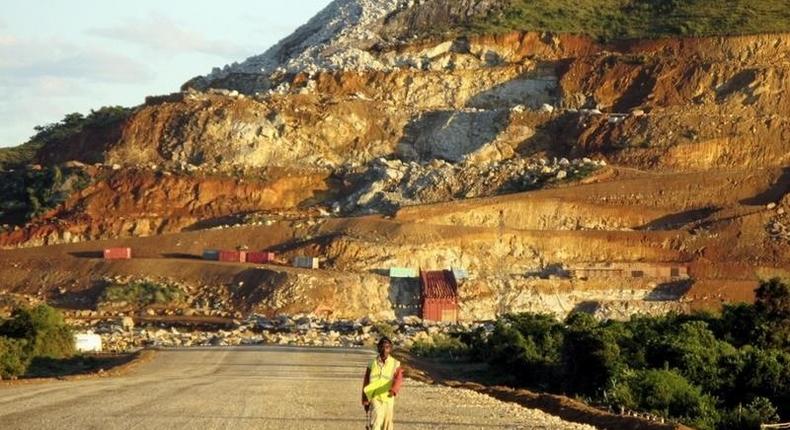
[420, 270, 459, 322]
[218, 250, 246, 263]
[246, 252, 275, 264]
[103, 248, 132, 260]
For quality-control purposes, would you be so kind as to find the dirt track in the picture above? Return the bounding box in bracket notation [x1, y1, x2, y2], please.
[0, 346, 595, 430]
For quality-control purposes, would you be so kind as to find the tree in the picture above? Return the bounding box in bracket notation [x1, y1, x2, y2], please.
[616, 369, 719, 430]
[562, 313, 623, 396]
[754, 278, 790, 349]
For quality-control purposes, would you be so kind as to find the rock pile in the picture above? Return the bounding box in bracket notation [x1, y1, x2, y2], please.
[77, 314, 491, 353]
[198, 0, 407, 91]
[341, 156, 603, 213]
[766, 197, 789, 243]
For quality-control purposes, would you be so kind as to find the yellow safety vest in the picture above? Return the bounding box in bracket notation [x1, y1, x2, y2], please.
[364, 356, 400, 402]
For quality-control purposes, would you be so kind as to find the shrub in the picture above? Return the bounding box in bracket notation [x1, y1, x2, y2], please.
[99, 281, 185, 309]
[411, 333, 470, 360]
[754, 278, 790, 349]
[0, 305, 75, 359]
[0, 337, 29, 379]
[717, 397, 780, 430]
[648, 320, 738, 392]
[460, 282, 790, 427]
[372, 322, 396, 340]
[562, 313, 624, 396]
[487, 313, 564, 389]
[0, 165, 92, 221]
[0, 305, 75, 378]
[615, 369, 719, 429]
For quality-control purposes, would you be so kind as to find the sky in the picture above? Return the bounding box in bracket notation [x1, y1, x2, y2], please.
[0, 0, 331, 147]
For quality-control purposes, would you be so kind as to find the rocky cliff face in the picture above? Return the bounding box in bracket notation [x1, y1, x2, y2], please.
[0, 0, 787, 320]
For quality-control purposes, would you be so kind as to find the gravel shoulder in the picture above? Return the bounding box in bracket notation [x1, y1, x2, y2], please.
[0, 346, 595, 430]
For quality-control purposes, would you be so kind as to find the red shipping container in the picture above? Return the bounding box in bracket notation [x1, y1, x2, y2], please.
[420, 270, 459, 322]
[246, 252, 275, 264]
[103, 248, 132, 260]
[218, 250, 246, 263]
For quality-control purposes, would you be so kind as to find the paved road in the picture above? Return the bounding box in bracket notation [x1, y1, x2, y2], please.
[0, 347, 594, 429]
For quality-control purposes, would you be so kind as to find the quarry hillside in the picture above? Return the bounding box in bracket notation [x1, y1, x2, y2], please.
[0, 0, 788, 322]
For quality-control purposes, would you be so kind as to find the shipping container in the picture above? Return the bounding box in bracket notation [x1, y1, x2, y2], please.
[389, 267, 417, 278]
[202, 249, 220, 261]
[293, 256, 320, 269]
[103, 247, 132, 260]
[246, 251, 276, 264]
[218, 250, 246, 263]
[420, 270, 459, 322]
[422, 299, 458, 322]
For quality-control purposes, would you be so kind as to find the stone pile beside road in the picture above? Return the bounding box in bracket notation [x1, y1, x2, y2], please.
[72, 314, 492, 353]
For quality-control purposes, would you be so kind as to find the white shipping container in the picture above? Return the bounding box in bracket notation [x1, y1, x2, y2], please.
[74, 332, 103, 353]
[293, 256, 320, 269]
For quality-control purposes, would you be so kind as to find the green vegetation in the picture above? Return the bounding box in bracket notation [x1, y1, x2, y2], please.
[0, 106, 133, 170]
[0, 165, 91, 222]
[0, 305, 75, 379]
[0, 107, 129, 223]
[450, 0, 790, 41]
[431, 279, 789, 429]
[411, 333, 470, 360]
[28, 106, 132, 150]
[0, 141, 43, 170]
[373, 321, 397, 340]
[98, 281, 186, 309]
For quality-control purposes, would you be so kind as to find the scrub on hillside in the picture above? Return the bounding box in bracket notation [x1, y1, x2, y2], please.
[361, 337, 404, 430]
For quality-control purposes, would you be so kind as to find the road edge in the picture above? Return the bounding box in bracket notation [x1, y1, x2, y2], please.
[0, 349, 157, 387]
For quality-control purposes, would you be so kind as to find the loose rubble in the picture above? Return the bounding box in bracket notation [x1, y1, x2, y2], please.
[68, 314, 491, 353]
[201, 0, 407, 90]
[766, 195, 790, 244]
[342, 156, 603, 213]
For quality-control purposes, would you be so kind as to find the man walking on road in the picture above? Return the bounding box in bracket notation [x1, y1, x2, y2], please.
[362, 337, 404, 430]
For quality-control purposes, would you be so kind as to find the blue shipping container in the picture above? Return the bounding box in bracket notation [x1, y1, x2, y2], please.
[451, 267, 469, 280]
[389, 267, 418, 278]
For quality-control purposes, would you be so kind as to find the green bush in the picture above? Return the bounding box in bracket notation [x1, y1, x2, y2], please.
[373, 322, 396, 340]
[411, 333, 470, 360]
[0, 165, 92, 221]
[0, 337, 29, 379]
[28, 106, 132, 147]
[562, 313, 624, 396]
[99, 281, 185, 308]
[616, 369, 719, 429]
[718, 397, 780, 430]
[462, 279, 790, 428]
[0, 305, 75, 359]
[487, 313, 564, 389]
[648, 321, 739, 392]
[0, 305, 75, 378]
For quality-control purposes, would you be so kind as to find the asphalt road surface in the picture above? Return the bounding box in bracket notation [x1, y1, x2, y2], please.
[0, 347, 595, 429]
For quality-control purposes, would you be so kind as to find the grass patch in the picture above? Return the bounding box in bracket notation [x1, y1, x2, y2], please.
[98, 281, 186, 309]
[433, 0, 790, 41]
